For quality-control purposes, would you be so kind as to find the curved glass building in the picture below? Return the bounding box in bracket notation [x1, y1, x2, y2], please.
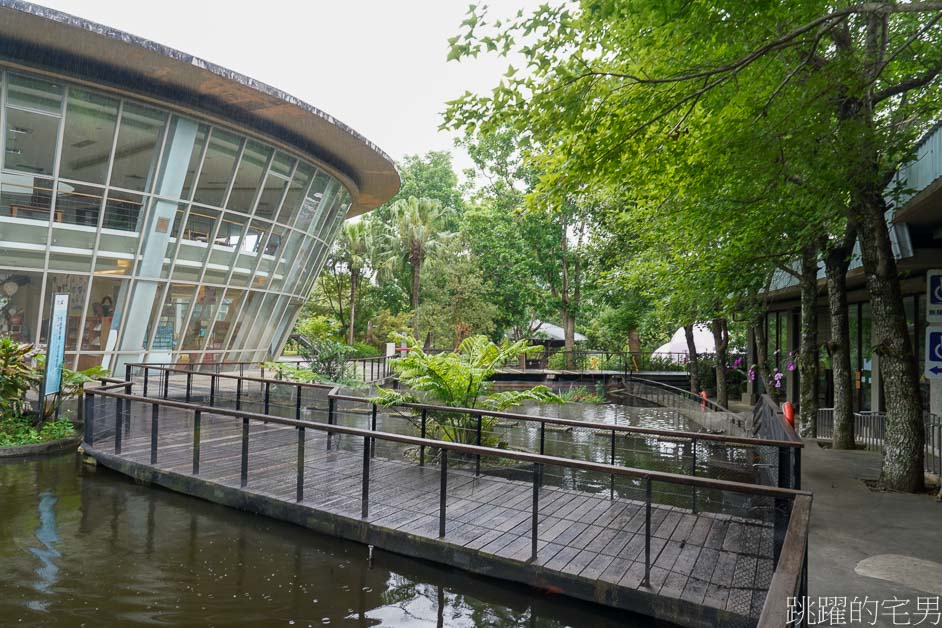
[0, 2, 399, 373]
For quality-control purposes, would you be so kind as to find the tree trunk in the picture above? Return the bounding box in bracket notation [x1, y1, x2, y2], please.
[684, 324, 701, 395]
[825, 230, 856, 449]
[347, 273, 357, 346]
[562, 310, 576, 369]
[754, 321, 774, 396]
[853, 192, 924, 491]
[797, 244, 820, 437]
[711, 318, 729, 408]
[411, 253, 421, 335]
[628, 328, 642, 369]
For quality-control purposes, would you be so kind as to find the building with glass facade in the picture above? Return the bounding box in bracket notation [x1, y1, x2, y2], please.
[0, 2, 399, 373]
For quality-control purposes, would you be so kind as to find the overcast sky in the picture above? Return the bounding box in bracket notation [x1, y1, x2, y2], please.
[35, 0, 540, 176]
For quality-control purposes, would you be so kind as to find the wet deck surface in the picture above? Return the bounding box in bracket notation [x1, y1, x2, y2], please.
[85, 403, 773, 626]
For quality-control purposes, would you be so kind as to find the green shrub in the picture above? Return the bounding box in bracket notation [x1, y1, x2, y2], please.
[0, 338, 39, 419]
[39, 418, 75, 442]
[352, 342, 380, 358]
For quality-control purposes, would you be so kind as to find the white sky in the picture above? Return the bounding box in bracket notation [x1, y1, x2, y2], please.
[34, 0, 540, 177]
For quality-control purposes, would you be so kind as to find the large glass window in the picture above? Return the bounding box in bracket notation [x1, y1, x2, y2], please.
[4, 74, 62, 176]
[193, 128, 240, 207]
[278, 163, 313, 226]
[150, 283, 195, 353]
[254, 170, 289, 221]
[40, 274, 88, 349]
[226, 139, 269, 213]
[0, 174, 52, 269]
[205, 288, 244, 351]
[0, 270, 42, 344]
[79, 276, 124, 356]
[59, 89, 119, 184]
[298, 171, 330, 233]
[109, 103, 166, 191]
[181, 286, 220, 351]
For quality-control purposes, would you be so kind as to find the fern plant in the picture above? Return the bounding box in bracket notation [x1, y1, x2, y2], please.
[374, 335, 561, 447]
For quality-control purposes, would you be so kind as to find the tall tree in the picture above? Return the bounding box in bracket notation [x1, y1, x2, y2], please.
[445, 1, 942, 491]
[387, 196, 451, 334]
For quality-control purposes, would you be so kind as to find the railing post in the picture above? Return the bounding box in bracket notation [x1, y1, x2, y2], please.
[192, 410, 201, 474]
[296, 426, 305, 502]
[531, 462, 541, 562]
[362, 435, 371, 519]
[691, 438, 698, 513]
[114, 394, 123, 454]
[240, 417, 249, 488]
[264, 381, 271, 415]
[142, 367, 149, 397]
[643, 477, 652, 587]
[370, 403, 377, 458]
[794, 447, 802, 491]
[295, 384, 302, 421]
[82, 392, 94, 445]
[125, 363, 132, 387]
[539, 421, 545, 455]
[609, 429, 618, 500]
[236, 377, 243, 412]
[420, 409, 428, 467]
[438, 448, 449, 538]
[476, 415, 483, 476]
[327, 397, 335, 451]
[209, 374, 216, 406]
[185, 372, 192, 403]
[778, 445, 791, 489]
[150, 402, 159, 464]
[162, 368, 169, 399]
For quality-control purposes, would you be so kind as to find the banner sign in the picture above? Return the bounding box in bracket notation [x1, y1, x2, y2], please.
[43, 293, 69, 396]
[928, 270, 942, 324]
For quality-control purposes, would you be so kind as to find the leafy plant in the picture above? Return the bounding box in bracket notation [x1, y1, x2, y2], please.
[559, 385, 606, 404]
[373, 336, 560, 447]
[0, 338, 39, 419]
[0, 416, 73, 446]
[299, 339, 358, 384]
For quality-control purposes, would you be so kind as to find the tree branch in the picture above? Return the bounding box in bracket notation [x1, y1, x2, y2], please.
[874, 63, 942, 103]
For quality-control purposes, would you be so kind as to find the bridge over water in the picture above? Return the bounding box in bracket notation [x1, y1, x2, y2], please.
[81, 364, 809, 628]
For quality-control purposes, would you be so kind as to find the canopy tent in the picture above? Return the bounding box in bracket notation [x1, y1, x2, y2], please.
[652, 324, 714, 359]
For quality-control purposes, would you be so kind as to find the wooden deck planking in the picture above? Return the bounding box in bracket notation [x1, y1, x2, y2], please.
[86, 403, 775, 626]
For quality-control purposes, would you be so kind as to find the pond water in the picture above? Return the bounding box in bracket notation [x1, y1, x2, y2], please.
[0, 453, 655, 627]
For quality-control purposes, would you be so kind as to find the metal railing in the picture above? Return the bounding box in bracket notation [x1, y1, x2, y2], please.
[616, 376, 748, 436]
[82, 373, 811, 621]
[130, 355, 395, 384]
[816, 407, 942, 476]
[126, 362, 803, 495]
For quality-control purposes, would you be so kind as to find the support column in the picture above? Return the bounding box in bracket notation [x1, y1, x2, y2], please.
[114, 118, 198, 373]
[786, 310, 800, 406]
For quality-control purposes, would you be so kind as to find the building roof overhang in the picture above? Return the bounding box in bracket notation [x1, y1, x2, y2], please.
[0, 0, 400, 217]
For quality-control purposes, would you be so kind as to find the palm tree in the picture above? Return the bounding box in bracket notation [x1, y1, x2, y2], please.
[387, 196, 450, 334]
[335, 219, 373, 345]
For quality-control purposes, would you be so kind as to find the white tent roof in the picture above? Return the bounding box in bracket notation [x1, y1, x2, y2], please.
[652, 324, 714, 357]
[530, 320, 588, 342]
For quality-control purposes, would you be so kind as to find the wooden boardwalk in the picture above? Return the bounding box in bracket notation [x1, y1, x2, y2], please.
[84, 403, 774, 627]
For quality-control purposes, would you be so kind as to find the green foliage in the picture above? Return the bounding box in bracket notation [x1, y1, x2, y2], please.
[352, 342, 380, 358]
[558, 386, 606, 404]
[373, 335, 560, 446]
[0, 416, 73, 447]
[365, 309, 411, 349]
[0, 338, 38, 419]
[295, 314, 341, 343]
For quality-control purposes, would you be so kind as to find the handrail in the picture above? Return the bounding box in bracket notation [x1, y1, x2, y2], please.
[129, 363, 335, 390]
[756, 493, 812, 628]
[329, 391, 803, 450]
[623, 376, 736, 415]
[84, 384, 809, 500]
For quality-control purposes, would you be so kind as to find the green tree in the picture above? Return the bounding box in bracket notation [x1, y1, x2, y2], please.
[445, 1, 942, 491]
[374, 336, 560, 446]
[387, 196, 452, 334]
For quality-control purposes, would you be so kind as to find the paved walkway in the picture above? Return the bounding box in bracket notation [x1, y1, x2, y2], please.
[803, 440, 942, 626]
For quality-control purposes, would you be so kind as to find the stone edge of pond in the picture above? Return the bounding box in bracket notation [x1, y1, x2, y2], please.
[0, 436, 82, 458]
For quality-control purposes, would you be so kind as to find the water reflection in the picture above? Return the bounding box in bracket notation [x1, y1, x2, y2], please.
[27, 491, 60, 611]
[0, 454, 651, 627]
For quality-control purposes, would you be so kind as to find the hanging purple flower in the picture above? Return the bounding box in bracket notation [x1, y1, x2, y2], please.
[786, 360, 796, 372]
[733, 357, 743, 369]
[748, 368, 756, 382]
